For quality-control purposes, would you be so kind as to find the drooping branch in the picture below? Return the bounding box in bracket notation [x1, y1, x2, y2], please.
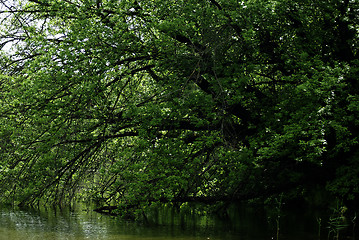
[54, 132, 138, 146]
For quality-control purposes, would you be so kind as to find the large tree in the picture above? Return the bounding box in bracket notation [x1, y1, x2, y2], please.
[0, 0, 358, 214]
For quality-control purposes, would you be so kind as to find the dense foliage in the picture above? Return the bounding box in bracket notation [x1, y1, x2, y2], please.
[0, 0, 358, 215]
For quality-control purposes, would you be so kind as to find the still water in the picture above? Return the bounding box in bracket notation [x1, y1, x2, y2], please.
[0, 204, 321, 240]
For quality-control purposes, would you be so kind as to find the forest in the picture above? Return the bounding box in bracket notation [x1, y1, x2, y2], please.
[0, 0, 358, 224]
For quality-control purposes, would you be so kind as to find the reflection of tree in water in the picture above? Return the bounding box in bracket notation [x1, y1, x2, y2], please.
[0, 208, 112, 238]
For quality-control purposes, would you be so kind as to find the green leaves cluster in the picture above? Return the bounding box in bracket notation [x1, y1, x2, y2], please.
[0, 0, 358, 214]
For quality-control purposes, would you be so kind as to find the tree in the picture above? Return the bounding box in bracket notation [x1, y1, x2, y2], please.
[0, 0, 358, 215]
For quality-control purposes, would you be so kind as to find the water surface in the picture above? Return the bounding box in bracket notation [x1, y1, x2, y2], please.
[0, 204, 321, 240]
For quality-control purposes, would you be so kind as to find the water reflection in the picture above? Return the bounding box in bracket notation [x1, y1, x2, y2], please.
[0, 204, 321, 240]
[0, 206, 241, 240]
[0, 208, 108, 239]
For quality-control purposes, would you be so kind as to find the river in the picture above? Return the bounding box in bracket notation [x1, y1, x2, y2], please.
[0, 203, 335, 240]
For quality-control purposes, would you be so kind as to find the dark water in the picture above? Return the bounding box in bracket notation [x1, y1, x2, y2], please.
[0, 204, 327, 240]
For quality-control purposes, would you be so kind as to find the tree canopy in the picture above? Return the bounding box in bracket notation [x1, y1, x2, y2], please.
[0, 0, 358, 214]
